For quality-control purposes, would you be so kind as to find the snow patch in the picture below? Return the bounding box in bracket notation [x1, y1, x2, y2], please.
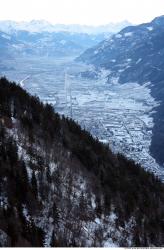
[60, 40, 66, 45]
[95, 218, 101, 224]
[49, 162, 57, 175]
[124, 32, 133, 37]
[0, 229, 9, 247]
[91, 195, 96, 209]
[0, 196, 8, 209]
[94, 50, 99, 55]
[111, 59, 116, 63]
[1, 34, 11, 40]
[147, 26, 153, 31]
[23, 205, 31, 222]
[136, 58, 142, 64]
[115, 34, 122, 39]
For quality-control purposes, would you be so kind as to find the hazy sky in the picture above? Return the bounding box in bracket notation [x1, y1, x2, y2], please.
[0, 0, 164, 25]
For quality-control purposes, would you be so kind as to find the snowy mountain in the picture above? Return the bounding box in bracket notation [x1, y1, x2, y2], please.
[1, 77, 164, 247]
[0, 29, 109, 59]
[0, 20, 131, 34]
[0, 20, 131, 58]
[0, 20, 130, 62]
[77, 15, 164, 166]
[0, 30, 26, 58]
[0, 20, 55, 34]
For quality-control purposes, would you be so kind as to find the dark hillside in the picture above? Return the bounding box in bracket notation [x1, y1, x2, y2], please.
[0, 77, 164, 247]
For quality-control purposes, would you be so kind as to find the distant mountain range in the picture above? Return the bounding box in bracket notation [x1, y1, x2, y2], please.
[0, 20, 131, 34]
[0, 30, 110, 59]
[77, 15, 164, 166]
[0, 19, 131, 63]
[0, 19, 131, 59]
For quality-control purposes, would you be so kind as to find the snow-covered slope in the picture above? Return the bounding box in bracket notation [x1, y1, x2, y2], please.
[77, 15, 164, 167]
[11, 30, 109, 57]
[0, 28, 110, 59]
[1, 78, 164, 247]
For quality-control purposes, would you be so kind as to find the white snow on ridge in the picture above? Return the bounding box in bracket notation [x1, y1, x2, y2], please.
[1, 34, 11, 40]
[124, 32, 133, 37]
[115, 34, 122, 39]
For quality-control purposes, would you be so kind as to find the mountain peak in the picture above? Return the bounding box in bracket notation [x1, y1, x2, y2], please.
[0, 20, 131, 34]
[151, 15, 164, 25]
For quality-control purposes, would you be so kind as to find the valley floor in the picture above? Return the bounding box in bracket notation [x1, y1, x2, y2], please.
[1, 55, 164, 179]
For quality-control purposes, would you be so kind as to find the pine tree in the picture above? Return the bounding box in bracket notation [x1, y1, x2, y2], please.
[52, 202, 59, 224]
[46, 166, 51, 183]
[79, 192, 87, 220]
[95, 196, 102, 218]
[50, 230, 55, 247]
[31, 170, 38, 198]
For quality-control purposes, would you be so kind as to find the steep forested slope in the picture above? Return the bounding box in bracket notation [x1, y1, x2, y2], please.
[0, 77, 164, 247]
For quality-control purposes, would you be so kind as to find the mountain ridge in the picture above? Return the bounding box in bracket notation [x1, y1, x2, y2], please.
[0, 30, 109, 59]
[77, 15, 164, 167]
[0, 20, 131, 34]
